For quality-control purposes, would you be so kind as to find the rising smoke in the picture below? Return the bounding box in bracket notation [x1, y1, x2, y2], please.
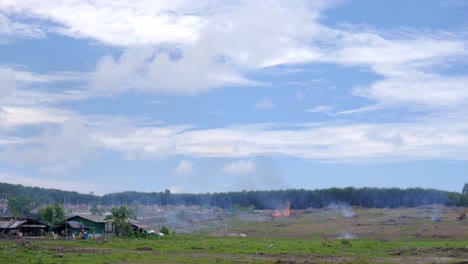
[327, 202, 356, 218]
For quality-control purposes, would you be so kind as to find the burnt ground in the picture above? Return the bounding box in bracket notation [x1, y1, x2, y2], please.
[2, 206, 467, 263]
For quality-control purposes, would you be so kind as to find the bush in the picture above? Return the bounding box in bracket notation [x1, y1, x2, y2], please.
[159, 226, 170, 235]
[341, 239, 352, 247]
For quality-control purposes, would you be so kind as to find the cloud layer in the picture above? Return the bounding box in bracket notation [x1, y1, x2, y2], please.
[1, 1, 466, 99]
[0, 1, 467, 193]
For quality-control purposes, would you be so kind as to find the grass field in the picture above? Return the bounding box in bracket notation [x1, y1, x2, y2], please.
[1, 206, 467, 263]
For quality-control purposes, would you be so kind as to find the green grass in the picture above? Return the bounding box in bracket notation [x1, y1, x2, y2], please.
[2, 207, 467, 263]
[1, 235, 467, 263]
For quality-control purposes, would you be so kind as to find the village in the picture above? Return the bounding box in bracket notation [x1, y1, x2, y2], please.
[0, 197, 230, 239]
[1, 196, 468, 263]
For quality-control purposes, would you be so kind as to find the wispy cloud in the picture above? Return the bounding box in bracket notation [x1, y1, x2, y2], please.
[222, 160, 256, 174]
[13, 69, 89, 84]
[0, 119, 97, 173]
[4, 115, 468, 175]
[0, 68, 15, 100]
[0, 1, 328, 94]
[91, 48, 256, 95]
[175, 160, 193, 175]
[91, 118, 468, 162]
[0, 106, 75, 129]
[0, 13, 44, 40]
[437, 0, 468, 7]
[0, 1, 467, 180]
[354, 73, 468, 108]
[1, 1, 466, 101]
[255, 97, 275, 109]
[306, 105, 334, 115]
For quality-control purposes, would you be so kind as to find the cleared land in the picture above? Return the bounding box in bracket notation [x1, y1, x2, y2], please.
[1, 206, 467, 263]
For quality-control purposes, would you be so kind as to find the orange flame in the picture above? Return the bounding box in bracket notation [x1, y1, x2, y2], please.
[272, 202, 291, 218]
[272, 211, 282, 218]
[284, 202, 291, 217]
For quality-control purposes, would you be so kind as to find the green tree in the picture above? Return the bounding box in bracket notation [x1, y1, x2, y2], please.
[8, 196, 37, 217]
[90, 204, 102, 215]
[462, 183, 468, 195]
[41, 206, 54, 224]
[40, 203, 66, 226]
[105, 205, 135, 237]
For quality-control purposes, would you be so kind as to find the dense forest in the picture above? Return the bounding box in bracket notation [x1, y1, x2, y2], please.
[1, 182, 467, 210]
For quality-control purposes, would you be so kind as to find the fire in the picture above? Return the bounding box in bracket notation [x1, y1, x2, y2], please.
[272, 202, 291, 218]
[272, 211, 282, 217]
[284, 202, 291, 217]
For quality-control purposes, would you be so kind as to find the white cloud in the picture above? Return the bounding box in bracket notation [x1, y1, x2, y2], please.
[0, 119, 97, 173]
[12, 69, 89, 84]
[330, 33, 466, 67]
[323, 30, 468, 111]
[95, 125, 191, 160]
[0, 68, 15, 100]
[6, 89, 99, 106]
[92, 48, 255, 95]
[306, 105, 334, 115]
[0, 1, 203, 46]
[0, 13, 44, 40]
[93, 118, 468, 162]
[354, 73, 468, 108]
[255, 97, 275, 109]
[0, 106, 74, 129]
[0, 1, 332, 94]
[175, 160, 193, 175]
[223, 160, 256, 174]
[3, 1, 466, 100]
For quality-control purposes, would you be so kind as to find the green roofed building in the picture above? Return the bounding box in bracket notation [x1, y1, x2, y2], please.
[66, 214, 113, 237]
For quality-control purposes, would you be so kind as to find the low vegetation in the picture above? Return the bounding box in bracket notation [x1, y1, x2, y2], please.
[1, 206, 467, 263]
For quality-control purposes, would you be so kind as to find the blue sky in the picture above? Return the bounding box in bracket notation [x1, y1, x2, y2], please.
[0, 0, 467, 195]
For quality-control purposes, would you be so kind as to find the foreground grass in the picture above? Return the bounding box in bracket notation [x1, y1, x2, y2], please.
[1, 235, 467, 263]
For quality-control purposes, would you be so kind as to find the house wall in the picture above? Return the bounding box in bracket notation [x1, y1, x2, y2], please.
[67, 216, 105, 236]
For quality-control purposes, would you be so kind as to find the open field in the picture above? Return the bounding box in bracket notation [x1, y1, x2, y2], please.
[1, 206, 467, 263]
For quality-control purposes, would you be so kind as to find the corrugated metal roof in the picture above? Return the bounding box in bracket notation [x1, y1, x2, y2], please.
[128, 219, 151, 231]
[67, 214, 108, 223]
[0, 220, 13, 229]
[0, 220, 26, 229]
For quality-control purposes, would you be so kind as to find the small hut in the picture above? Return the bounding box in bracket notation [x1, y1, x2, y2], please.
[128, 219, 151, 233]
[0, 218, 48, 237]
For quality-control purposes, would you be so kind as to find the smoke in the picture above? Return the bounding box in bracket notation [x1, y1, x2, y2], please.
[337, 230, 355, 239]
[327, 202, 356, 218]
[227, 157, 287, 192]
[139, 206, 225, 233]
[430, 204, 444, 222]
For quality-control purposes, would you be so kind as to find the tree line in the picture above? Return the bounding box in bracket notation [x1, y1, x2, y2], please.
[1, 182, 467, 212]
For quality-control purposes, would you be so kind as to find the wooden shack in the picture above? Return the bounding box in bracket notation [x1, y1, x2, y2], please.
[0, 218, 48, 237]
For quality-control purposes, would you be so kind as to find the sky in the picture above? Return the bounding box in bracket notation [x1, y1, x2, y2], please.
[0, 0, 467, 195]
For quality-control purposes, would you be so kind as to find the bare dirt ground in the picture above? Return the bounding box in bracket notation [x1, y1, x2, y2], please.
[2, 206, 467, 263]
[205, 206, 468, 241]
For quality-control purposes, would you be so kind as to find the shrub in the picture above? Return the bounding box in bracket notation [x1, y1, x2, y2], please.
[159, 226, 170, 235]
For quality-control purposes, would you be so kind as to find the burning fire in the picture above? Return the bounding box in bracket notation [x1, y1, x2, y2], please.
[272, 202, 291, 218]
